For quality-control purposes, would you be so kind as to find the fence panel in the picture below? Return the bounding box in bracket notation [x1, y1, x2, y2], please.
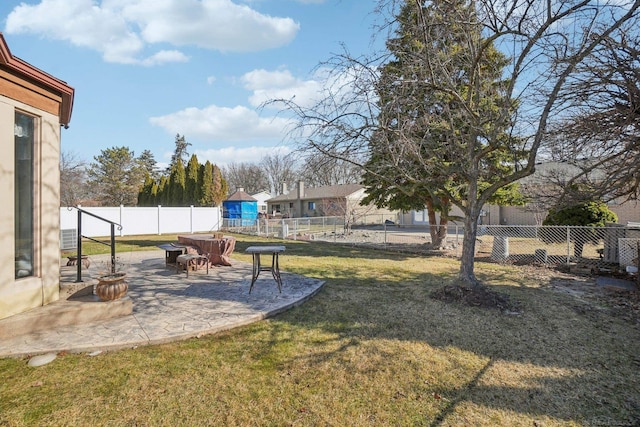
[219, 219, 639, 272]
[61, 206, 221, 237]
[121, 207, 159, 236]
[191, 207, 222, 233]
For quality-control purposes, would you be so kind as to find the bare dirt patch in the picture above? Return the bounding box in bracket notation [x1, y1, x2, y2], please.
[430, 284, 522, 314]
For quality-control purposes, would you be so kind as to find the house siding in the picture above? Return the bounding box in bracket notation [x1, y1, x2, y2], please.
[0, 97, 62, 319]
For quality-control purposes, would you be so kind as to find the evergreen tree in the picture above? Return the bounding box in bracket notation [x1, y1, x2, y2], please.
[364, 0, 522, 274]
[137, 173, 155, 206]
[137, 149, 159, 181]
[212, 164, 227, 206]
[167, 134, 191, 173]
[199, 161, 214, 206]
[150, 181, 159, 206]
[87, 146, 145, 206]
[184, 154, 201, 206]
[157, 175, 169, 206]
[168, 158, 186, 206]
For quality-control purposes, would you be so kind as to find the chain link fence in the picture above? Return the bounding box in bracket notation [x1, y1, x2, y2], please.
[223, 216, 346, 240]
[223, 218, 640, 273]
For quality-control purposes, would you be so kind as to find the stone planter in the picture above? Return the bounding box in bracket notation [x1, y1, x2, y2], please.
[95, 272, 128, 301]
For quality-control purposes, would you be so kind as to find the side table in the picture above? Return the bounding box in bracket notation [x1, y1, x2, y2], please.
[157, 243, 187, 268]
[245, 246, 286, 293]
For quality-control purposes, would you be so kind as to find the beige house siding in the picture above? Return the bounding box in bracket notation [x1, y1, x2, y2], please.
[0, 98, 62, 319]
[404, 200, 639, 227]
[609, 200, 640, 225]
[267, 184, 396, 220]
[0, 34, 73, 320]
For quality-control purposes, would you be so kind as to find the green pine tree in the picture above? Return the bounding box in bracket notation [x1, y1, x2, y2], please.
[184, 154, 201, 206]
[168, 158, 186, 206]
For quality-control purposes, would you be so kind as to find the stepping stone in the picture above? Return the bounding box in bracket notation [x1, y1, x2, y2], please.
[27, 353, 57, 367]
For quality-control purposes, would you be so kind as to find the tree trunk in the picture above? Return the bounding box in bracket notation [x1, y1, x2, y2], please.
[426, 198, 449, 248]
[459, 213, 481, 287]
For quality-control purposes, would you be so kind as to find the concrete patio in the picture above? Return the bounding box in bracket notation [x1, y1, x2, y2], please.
[0, 250, 325, 358]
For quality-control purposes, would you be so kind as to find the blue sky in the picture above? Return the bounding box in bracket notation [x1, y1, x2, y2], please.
[0, 0, 382, 168]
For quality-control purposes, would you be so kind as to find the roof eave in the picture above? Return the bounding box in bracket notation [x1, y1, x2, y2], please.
[0, 33, 74, 127]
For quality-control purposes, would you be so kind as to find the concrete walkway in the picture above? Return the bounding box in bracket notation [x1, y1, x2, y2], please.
[0, 250, 324, 358]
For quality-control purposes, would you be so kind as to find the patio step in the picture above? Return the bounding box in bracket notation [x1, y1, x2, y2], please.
[0, 294, 132, 340]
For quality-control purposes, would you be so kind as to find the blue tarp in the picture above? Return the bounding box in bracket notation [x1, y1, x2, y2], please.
[223, 200, 258, 226]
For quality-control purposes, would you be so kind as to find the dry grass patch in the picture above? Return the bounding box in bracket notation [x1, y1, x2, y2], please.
[2, 236, 639, 426]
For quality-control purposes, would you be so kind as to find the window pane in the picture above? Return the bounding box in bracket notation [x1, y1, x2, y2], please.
[15, 112, 35, 279]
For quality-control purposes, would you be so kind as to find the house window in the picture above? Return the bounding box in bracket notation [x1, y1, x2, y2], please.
[308, 202, 315, 210]
[15, 111, 37, 279]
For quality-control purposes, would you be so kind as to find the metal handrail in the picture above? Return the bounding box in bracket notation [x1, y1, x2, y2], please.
[70, 207, 123, 282]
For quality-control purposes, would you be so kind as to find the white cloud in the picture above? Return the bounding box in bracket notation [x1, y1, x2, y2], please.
[149, 104, 292, 141]
[195, 145, 291, 166]
[140, 50, 190, 66]
[207, 76, 217, 85]
[123, 0, 299, 52]
[5, 0, 299, 64]
[241, 68, 323, 108]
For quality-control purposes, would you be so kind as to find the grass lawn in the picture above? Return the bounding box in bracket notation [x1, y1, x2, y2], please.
[3, 234, 639, 426]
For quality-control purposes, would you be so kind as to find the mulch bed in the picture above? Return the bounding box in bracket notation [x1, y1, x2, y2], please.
[430, 284, 522, 314]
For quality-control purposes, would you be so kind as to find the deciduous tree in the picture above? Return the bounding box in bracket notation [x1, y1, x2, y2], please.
[60, 150, 88, 207]
[260, 151, 299, 195]
[278, 0, 640, 287]
[222, 162, 269, 196]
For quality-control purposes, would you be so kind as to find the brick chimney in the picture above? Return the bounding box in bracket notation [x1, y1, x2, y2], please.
[297, 181, 305, 199]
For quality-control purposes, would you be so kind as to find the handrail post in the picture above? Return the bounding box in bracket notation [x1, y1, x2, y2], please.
[110, 223, 116, 274]
[76, 209, 83, 282]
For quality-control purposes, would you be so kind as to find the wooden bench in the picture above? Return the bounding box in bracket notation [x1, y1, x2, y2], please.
[66, 255, 90, 268]
[176, 254, 209, 278]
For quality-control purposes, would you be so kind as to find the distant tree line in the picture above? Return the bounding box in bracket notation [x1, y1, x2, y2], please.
[60, 134, 362, 207]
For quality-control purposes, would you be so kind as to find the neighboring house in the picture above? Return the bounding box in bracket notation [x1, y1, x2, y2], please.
[401, 161, 640, 226]
[251, 191, 272, 216]
[266, 181, 396, 220]
[0, 33, 75, 320]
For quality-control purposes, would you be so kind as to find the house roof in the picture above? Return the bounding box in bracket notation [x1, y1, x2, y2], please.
[251, 191, 272, 203]
[0, 33, 74, 127]
[519, 161, 607, 185]
[225, 189, 257, 202]
[268, 183, 364, 202]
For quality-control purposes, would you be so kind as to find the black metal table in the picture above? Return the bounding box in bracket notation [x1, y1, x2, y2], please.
[245, 245, 286, 293]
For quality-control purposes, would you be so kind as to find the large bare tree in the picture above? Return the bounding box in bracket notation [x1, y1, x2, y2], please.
[298, 151, 362, 187]
[60, 150, 88, 207]
[276, 0, 640, 287]
[540, 30, 640, 207]
[259, 151, 299, 195]
[222, 162, 269, 196]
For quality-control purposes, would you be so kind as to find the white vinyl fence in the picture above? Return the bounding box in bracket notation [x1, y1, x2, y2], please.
[61, 206, 222, 238]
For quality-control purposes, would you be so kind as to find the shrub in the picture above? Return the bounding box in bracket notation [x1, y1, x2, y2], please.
[541, 201, 618, 257]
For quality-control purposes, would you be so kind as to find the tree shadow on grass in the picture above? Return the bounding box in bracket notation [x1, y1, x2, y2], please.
[263, 266, 640, 425]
